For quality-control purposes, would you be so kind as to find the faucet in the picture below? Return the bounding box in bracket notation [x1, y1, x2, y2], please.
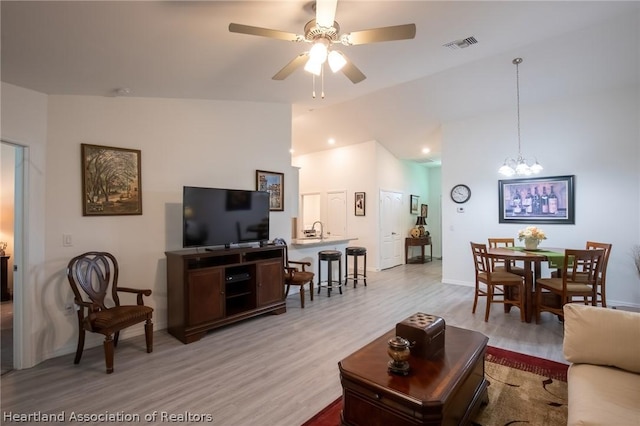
[312, 221, 324, 239]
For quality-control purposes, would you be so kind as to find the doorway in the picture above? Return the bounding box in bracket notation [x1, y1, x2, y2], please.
[326, 190, 346, 238]
[379, 190, 403, 269]
[1, 141, 24, 374]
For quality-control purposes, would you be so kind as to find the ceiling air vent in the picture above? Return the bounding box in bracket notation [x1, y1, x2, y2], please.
[443, 36, 478, 50]
[415, 158, 435, 165]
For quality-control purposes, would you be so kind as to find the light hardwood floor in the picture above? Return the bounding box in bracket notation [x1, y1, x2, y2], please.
[0, 261, 566, 425]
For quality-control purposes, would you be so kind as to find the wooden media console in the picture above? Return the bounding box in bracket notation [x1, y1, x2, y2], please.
[165, 245, 286, 344]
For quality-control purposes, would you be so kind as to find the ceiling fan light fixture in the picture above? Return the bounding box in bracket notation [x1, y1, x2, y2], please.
[304, 58, 322, 76]
[308, 40, 329, 64]
[228, 0, 416, 96]
[327, 50, 346, 72]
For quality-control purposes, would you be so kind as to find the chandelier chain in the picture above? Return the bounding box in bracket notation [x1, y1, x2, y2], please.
[498, 57, 542, 177]
[516, 60, 521, 156]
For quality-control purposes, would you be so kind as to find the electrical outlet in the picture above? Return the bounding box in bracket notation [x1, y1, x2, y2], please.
[64, 303, 75, 316]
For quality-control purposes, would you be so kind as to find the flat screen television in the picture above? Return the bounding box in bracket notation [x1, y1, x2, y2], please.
[183, 186, 270, 248]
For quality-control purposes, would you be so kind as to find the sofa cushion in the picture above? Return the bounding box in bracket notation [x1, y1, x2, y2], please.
[567, 364, 640, 426]
[563, 304, 640, 373]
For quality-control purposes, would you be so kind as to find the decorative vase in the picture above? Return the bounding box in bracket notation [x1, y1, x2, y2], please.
[387, 336, 411, 376]
[524, 239, 539, 250]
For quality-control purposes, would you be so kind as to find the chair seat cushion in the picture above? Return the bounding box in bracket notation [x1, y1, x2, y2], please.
[479, 271, 523, 283]
[87, 305, 153, 333]
[288, 271, 314, 285]
[537, 278, 592, 293]
[346, 246, 367, 255]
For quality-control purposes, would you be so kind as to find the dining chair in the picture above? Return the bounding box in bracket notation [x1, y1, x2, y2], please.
[549, 241, 612, 307]
[585, 241, 612, 307]
[487, 238, 525, 275]
[274, 238, 315, 308]
[470, 242, 526, 322]
[535, 248, 604, 323]
[66, 251, 153, 374]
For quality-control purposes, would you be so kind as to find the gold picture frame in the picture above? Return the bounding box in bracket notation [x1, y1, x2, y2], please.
[81, 144, 142, 216]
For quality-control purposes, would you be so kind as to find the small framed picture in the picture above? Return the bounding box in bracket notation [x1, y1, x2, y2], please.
[410, 195, 419, 215]
[81, 144, 142, 216]
[420, 204, 428, 218]
[355, 192, 366, 216]
[256, 170, 284, 211]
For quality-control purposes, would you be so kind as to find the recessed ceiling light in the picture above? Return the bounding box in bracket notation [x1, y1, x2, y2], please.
[328, 138, 336, 145]
[422, 147, 431, 154]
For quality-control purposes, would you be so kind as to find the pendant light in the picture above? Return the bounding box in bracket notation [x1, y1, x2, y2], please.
[498, 58, 543, 177]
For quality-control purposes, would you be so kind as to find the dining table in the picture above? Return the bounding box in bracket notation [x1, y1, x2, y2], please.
[485, 246, 566, 323]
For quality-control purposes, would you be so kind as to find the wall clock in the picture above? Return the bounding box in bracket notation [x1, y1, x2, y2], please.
[450, 184, 471, 204]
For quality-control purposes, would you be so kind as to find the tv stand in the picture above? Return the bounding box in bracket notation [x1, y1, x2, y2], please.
[165, 245, 286, 344]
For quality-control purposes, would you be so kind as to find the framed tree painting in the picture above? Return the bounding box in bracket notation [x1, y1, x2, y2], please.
[256, 170, 284, 211]
[81, 144, 142, 216]
[498, 175, 575, 224]
[355, 192, 365, 216]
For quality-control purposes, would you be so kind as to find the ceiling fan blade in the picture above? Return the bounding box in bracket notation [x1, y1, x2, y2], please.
[272, 53, 309, 80]
[345, 23, 416, 45]
[229, 23, 299, 42]
[315, 0, 338, 28]
[340, 54, 366, 84]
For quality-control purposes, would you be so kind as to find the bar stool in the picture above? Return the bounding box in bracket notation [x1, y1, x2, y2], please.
[317, 250, 343, 296]
[345, 246, 367, 288]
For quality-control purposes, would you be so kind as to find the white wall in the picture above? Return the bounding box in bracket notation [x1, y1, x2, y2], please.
[442, 87, 640, 306]
[294, 140, 431, 270]
[3, 91, 294, 367]
[0, 82, 49, 369]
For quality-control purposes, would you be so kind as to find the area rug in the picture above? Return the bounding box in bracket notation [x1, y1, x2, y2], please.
[301, 346, 568, 426]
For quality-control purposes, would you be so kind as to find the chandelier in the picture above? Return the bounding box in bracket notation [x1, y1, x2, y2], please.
[498, 58, 543, 177]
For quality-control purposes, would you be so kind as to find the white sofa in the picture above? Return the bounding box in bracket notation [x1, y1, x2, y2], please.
[563, 304, 640, 426]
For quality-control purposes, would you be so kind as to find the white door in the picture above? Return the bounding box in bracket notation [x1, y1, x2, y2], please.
[326, 191, 346, 238]
[380, 190, 403, 269]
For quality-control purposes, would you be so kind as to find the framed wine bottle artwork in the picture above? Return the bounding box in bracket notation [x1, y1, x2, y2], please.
[498, 175, 575, 224]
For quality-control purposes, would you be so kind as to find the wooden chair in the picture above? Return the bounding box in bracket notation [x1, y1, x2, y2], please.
[585, 241, 612, 307]
[535, 248, 604, 323]
[487, 238, 525, 275]
[274, 239, 315, 308]
[66, 252, 153, 374]
[470, 242, 525, 322]
[549, 241, 612, 307]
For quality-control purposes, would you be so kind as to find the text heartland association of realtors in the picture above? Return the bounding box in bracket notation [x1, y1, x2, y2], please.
[3, 410, 214, 423]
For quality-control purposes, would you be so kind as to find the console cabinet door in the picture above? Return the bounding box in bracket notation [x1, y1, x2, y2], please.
[187, 268, 225, 325]
[256, 259, 284, 307]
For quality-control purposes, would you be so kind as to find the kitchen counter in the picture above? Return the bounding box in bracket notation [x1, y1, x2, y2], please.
[290, 237, 357, 247]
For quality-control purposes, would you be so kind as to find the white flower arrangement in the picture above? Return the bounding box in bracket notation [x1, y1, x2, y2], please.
[517, 226, 547, 243]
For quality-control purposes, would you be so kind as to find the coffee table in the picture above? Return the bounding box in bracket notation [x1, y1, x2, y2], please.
[338, 325, 489, 425]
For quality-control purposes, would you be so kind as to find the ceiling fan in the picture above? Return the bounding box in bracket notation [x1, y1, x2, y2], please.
[229, 0, 416, 85]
